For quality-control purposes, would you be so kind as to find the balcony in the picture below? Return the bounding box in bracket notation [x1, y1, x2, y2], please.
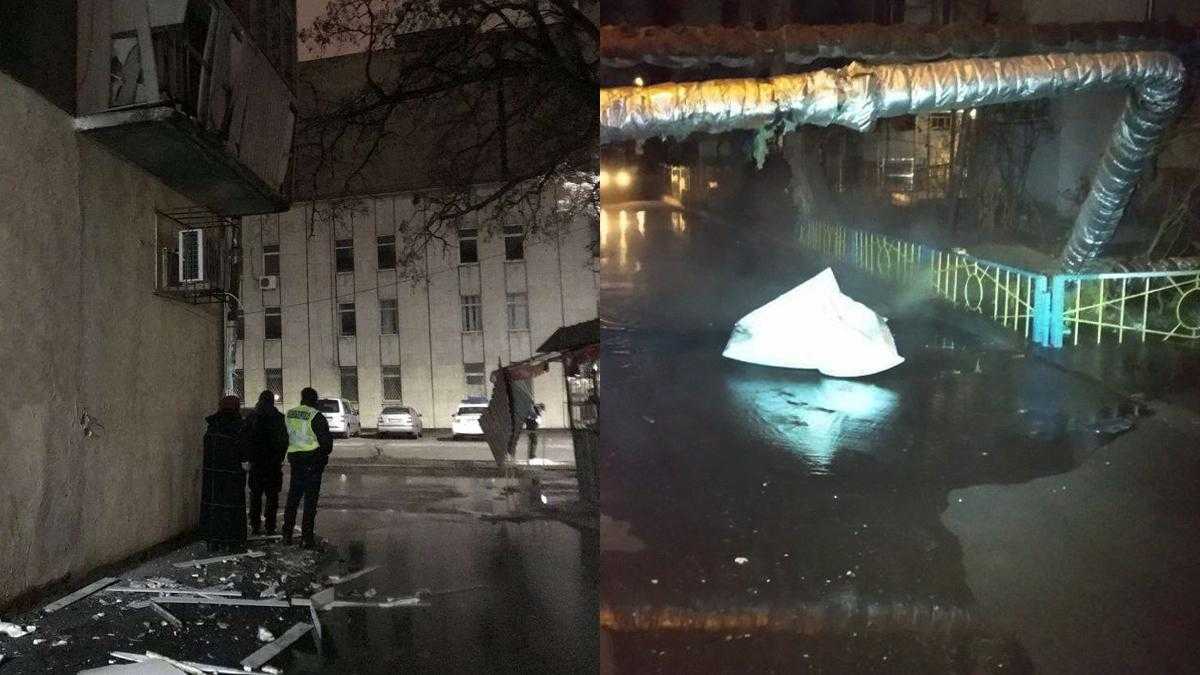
[74, 0, 295, 215]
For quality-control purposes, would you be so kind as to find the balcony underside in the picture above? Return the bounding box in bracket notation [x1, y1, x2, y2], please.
[75, 105, 289, 216]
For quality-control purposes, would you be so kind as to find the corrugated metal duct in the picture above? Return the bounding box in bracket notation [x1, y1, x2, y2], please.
[599, 51, 1185, 271]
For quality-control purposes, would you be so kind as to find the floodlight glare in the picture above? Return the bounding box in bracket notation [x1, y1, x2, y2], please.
[615, 170, 632, 187]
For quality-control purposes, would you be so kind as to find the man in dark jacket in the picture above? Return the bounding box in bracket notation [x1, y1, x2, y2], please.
[282, 387, 333, 548]
[244, 390, 289, 536]
[201, 395, 248, 552]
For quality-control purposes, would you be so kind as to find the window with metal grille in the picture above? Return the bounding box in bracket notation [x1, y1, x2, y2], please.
[379, 298, 398, 334]
[503, 225, 525, 261]
[464, 362, 485, 387]
[265, 368, 283, 399]
[233, 369, 244, 401]
[459, 228, 478, 264]
[339, 302, 356, 336]
[340, 367, 359, 402]
[335, 238, 354, 273]
[377, 235, 395, 270]
[263, 244, 280, 276]
[381, 366, 403, 400]
[265, 306, 282, 339]
[506, 292, 529, 330]
[461, 295, 482, 332]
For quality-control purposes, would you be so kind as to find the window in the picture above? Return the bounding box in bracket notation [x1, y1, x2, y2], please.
[503, 225, 525, 261]
[265, 306, 281, 339]
[340, 367, 359, 402]
[464, 362, 485, 388]
[339, 302, 356, 336]
[335, 238, 354, 273]
[263, 244, 280, 276]
[382, 366, 403, 400]
[377, 235, 395, 270]
[265, 368, 283, 400]
[506, 292, 529, 330]
[459, 228, 478, 264]
[461, 294, 482, 332]
[379, 298, 398, 335]
[233, 369, 244, 401]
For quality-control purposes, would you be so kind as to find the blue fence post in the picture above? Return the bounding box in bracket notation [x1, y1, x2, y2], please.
[1032, 276, 1050, 347]
[1048, 275, 1066, 348]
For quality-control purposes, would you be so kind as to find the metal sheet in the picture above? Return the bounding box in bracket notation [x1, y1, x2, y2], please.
[600, 51, 1185, 270]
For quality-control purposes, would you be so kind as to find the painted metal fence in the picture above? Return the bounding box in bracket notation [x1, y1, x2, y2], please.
[797, 221, 1200, 349]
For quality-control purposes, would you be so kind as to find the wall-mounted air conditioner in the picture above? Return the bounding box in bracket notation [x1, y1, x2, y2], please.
[259, 275, 278, 290]
[178, 228, 204, 282]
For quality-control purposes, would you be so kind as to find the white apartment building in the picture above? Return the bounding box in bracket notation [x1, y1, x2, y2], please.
[232, 198, 598, 429]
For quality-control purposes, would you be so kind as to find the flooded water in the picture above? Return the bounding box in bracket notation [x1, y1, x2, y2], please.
[600, 202, 1136, 671]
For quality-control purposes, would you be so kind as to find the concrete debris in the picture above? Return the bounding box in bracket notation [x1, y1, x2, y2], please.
[0, 621, 36, 638]
[363, 588, 377, 598]
[256, 627, 274, 643]
[78, 658, 189, 674]
[43, 577, 120, 613]
[326, 566, 378, 586]
[241, 623, 312, 669]
[171, 551, 265, 569]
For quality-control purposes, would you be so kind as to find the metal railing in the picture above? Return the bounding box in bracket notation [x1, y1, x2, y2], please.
[798, 220, 1200, 349]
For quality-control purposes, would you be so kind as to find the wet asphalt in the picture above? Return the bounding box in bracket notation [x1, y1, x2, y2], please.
[599, 201, 1155, 672]
[0, 468, 597, 674]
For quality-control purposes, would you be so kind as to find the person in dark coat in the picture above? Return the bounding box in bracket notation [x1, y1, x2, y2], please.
[243, 390, 289, 536]
[201, 395, 248, 552]
[282, 387, 334, 548]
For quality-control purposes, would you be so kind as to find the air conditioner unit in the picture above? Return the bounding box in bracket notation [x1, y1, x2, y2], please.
[178, 228, 204, 282]
[259, 275, 278, 290]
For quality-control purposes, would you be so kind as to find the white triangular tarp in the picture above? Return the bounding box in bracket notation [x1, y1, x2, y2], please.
[722, 268, 904, 377]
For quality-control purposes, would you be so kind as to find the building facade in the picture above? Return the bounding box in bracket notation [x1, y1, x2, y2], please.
[233, 197, 598, 429]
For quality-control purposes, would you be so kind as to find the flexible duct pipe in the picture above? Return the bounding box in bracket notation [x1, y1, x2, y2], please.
[600, 51, 1185, 271]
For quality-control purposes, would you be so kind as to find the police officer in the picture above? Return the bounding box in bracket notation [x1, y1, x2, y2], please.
[282, 387, 333, 548]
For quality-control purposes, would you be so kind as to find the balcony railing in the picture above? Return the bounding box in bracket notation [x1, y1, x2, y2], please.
[75, 0, 295, 216]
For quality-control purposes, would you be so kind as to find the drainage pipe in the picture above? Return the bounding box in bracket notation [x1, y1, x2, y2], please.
[599, 51, 1185, 271]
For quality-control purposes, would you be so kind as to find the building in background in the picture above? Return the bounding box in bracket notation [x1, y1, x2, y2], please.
[230, 51, 598, 430]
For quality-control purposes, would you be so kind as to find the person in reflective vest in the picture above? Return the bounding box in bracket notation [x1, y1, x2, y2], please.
[282, 387, 333, 547]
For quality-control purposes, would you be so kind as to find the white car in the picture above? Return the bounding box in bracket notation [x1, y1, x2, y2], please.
[377, 405, 423, 438]
[318, 398, 361, 439]
[451, 398, 489, 438]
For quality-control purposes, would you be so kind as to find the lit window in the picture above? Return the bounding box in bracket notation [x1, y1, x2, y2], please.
[335, 238, 354, 273]
[339, 367, 358, 402]
[377, 235, 395, 270]
[339, 302, 356, 336]
[380, 298, 398, 335]
[263, 244, 280, 276]
[506, 292, 529, 330]
[265, 306, 281, 340]
[265, 368, 283, 400]
[459, 228, 478, 264]
[503, 225, 525, 261]
[461, 295, 481, 332]
[382, 366, 403, 400]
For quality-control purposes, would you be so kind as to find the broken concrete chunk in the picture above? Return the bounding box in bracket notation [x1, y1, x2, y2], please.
[257, 627, 274, 643]
[0, 621, 35, 638]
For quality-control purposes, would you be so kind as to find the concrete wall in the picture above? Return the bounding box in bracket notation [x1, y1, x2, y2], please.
[235, 197, 598, 429]
[0, 71, 220, 607]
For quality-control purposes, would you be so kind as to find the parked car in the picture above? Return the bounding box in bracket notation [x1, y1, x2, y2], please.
[377, 405, 423, 438]
[451, 397, 489, 438]
[317, 398, 361, 439]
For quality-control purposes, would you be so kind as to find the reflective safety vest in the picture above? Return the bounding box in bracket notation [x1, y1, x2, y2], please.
[285, 405, 321, 454]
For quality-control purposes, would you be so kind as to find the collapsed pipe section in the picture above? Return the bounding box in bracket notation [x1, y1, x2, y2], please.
[599, 51, 1185, 271]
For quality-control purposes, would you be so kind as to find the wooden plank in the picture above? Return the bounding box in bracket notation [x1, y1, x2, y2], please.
[106, 586, 243, 597]
[241, 622, 313, 669]
[150, 596, 291, 609]
[171, 550, 265, 568]
[43, 577, 119, 613]
[328, 565, 378, 586]
[113, 651, 268, 675]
